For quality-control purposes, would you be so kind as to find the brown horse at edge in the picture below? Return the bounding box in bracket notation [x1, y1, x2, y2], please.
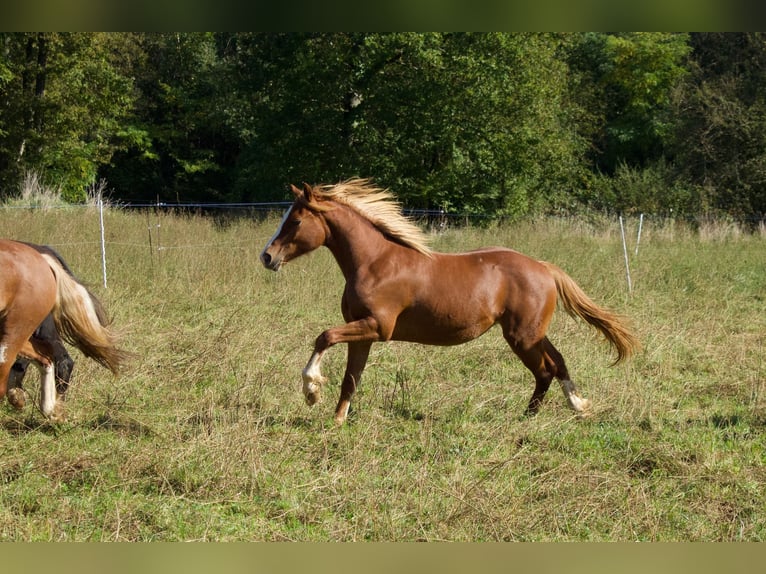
[260, 179, 639, 426]
[0, 239, 125, 421]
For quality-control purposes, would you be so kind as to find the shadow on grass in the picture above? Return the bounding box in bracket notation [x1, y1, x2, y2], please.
[0, 409, 155, 437]
[1, 415, 61, 436]
[88, 413, 156, 437]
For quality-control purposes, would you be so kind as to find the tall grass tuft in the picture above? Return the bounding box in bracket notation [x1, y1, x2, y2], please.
[8, 171, 68, 209]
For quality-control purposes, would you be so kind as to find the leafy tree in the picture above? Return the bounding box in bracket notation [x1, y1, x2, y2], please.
[220, 33, 365, 202]
[0, 33, 138, 200]
[671, 33, 766, 219]
[567, 33, 691, 175]
[1, 32, 763, 220]
[101, 33, 241, 204]
[227, 33, 586, 216]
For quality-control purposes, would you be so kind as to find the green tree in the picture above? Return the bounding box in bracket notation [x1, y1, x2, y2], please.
[228, 33, 586, 216]
[220, 33, 365, 202]
[100, 33, 241, 204]
[671, 33, 766, 219]
[0, 33, 138, 201]
[568, 33, 691, 174]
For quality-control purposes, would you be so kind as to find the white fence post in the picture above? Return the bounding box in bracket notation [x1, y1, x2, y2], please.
[635, 213, 644, 256]
[99, 195, 108, 289]
[619, 215, 632, 294]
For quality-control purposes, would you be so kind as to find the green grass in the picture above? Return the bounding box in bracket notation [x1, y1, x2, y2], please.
[0, 207, 764, 540]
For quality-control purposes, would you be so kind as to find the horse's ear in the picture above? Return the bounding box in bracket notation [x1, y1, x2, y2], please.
[289, 184, 302, 198]
[301, 182, 314, 202]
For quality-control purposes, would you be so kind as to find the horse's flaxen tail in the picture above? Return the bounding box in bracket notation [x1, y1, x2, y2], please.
[41, 254, 126, 375]
[539, 261, 640, 364]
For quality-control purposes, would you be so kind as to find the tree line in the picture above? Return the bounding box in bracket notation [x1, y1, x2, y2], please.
[1, 32, 764, 221]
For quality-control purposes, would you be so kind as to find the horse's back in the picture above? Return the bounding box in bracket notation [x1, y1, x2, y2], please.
[437, 246, 555, 292]
[0, 239, 57, 316]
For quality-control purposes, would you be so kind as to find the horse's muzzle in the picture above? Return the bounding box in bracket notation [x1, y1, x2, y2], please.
[260, 251, 282, 271]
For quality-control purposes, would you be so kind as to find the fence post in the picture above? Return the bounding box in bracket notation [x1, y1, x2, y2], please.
[619, 215, 632, 294]
[98, 195, 108, 289]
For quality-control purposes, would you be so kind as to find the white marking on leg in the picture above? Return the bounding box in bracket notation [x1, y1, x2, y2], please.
[0, 344, 7, 365]
[568, 393, 591, 412]
[38, 362, 57, 418]
[302, 351, 326, 405]
[560, 379, 591, 413]
[302, 351, 324, 381]
[334, 401, 350, 426]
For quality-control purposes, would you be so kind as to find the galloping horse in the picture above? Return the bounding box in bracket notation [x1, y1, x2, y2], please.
[260, 179, 639, 426]
[0, 239, 125, 421]
[7, 244, 76, 411]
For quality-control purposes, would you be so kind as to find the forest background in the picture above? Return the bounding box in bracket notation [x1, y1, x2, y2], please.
[1, 32, 765, 222]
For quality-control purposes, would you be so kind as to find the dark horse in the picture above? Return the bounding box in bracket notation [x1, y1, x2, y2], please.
[260, 179, 639, 426]
[7, 244, 76, 412]
[0, 239, 126, 421]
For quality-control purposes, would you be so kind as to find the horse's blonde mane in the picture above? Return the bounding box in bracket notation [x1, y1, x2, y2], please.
[313, 179, 433, 257]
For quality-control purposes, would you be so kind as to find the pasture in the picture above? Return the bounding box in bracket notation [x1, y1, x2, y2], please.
[0, 206, 764, 541]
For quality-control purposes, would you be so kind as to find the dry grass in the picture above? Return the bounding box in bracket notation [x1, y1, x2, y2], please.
[0, 208, 764, 541]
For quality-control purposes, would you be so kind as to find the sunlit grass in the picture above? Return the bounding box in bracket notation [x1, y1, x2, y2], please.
[0, 207, 764, 540]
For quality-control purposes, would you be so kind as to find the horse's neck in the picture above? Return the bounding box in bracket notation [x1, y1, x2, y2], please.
[323, 205, 401, 280]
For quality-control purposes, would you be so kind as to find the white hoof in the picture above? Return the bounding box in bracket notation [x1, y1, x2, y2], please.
[568, 394, 592, 415]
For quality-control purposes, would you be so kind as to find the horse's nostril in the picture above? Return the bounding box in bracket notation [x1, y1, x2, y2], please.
[261, 252, 271, 266]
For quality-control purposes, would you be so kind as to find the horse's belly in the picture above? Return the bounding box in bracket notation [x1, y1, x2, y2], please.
[391, 307, 495, 346]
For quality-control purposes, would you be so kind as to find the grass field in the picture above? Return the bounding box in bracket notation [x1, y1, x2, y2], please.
[0, 205, 764, 541]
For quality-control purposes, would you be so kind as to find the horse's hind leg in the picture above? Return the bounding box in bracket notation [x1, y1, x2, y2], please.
[53, 342, 74, 398]
[540, 338, 591, 414]
[18, 337, 63, 422]
[508, 336, 590, 415]
[510, 340, 554, 415]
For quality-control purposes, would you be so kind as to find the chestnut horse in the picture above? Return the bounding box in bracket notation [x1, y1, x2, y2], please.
[0, 239, 125, 421]
[7, 244, 76, 412]
[260, 179, 639, 426]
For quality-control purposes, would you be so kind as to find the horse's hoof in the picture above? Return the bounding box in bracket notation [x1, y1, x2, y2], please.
[304, 390, 321, 406]
[333, 401, 350, 426]
[48, 402, 67, 423]
[7, 388, 26, 410]
[302, 376, 325, 407]
[568, 393, 591, 413]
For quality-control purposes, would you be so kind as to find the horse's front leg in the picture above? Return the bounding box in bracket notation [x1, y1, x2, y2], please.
[302, 349, 328, 406]
[334, 341, 372, 425]
[301, 317, 380, 421]
[7, 360, 29, 410]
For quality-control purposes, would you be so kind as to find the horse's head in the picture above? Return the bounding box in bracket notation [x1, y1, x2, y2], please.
[260, 183, 329, 271]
